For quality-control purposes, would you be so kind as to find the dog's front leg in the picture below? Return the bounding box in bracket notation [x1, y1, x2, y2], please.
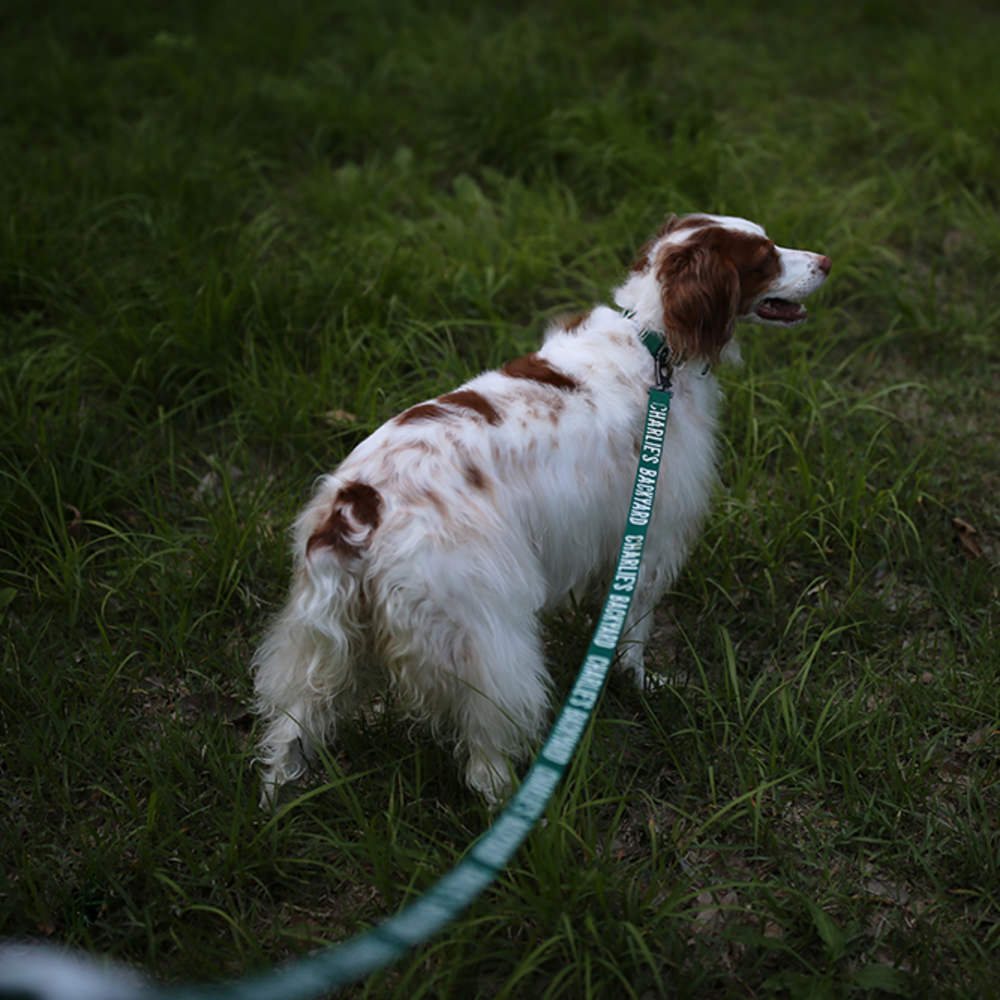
[616, 596, 654, 688]
[614, 550, 676, 690]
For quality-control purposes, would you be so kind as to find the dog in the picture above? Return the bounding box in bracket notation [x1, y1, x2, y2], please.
[252, 213, 831, 805]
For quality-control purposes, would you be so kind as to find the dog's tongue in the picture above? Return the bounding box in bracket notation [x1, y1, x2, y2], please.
[755, 298, 807, 323]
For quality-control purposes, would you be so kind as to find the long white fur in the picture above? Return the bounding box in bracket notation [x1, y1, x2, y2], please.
[252, 214, 830, 805]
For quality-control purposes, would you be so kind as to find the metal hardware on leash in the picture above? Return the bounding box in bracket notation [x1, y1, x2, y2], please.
[625, 309, 677, 392]
[654, 344, 675, 392]
[0, 339, 675, 1000]
[639, 328, 675, 391]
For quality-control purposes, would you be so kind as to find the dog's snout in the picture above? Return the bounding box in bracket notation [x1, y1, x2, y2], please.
[817, 255, 832, 275]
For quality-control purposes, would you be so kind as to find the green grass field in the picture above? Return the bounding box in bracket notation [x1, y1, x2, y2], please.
[2, 0, 999, 995]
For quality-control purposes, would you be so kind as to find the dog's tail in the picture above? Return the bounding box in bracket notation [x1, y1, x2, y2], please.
[301, 478, 383, 565]
[251, 476, 381, 795]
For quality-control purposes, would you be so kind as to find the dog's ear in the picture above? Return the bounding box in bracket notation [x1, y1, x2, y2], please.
[656, 241, 739, 361]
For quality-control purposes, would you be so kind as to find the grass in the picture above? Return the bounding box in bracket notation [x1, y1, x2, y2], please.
[1, 0, 999, 995]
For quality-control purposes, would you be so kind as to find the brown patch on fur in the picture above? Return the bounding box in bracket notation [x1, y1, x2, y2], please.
[438, 389, 502, 425]
[306, 481, 383, 557]
[307, 509, 356, 557]
[396, 402, 449, 425]
[463, 462, 488, 490]
[560, 309, 592, 333]
[338, 482, 382, 525]
[656, 225, 781, 362]
[730, 236, 782, 313]
[501, 353, 579, 391]
[421, 488, 447, 516]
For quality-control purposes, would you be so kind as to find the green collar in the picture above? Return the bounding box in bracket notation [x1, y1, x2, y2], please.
[638, 327, 666, 359]
[620, 308, 713, 384]
[620, 308, 674, 389]
[619, 308, 665, 359]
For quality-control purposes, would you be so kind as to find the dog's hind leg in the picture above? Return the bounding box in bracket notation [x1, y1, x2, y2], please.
[383, 595, 551, 806]
[456, 630, 550, 806]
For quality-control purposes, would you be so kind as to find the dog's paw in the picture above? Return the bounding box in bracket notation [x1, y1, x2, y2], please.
[616, 648, 647, 691]
[257, 738, 309, 809]
[466, 753, 513, 808]
[642, 670, 670, 693]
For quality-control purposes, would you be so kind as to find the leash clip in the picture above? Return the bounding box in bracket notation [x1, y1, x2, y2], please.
[630, 316, 675, 394]
[654, 344, 675, 392]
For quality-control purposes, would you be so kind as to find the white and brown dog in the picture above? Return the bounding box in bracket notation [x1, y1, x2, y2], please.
[252, 214, 831, 804]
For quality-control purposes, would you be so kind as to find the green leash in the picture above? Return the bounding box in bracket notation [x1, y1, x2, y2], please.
[0, 323, 674, 1000]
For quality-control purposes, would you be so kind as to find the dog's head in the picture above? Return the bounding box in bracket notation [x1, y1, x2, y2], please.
[617, 214, 831, 362]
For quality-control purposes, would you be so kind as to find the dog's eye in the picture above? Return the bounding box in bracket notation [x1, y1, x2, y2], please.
[749, 248, 777, 276]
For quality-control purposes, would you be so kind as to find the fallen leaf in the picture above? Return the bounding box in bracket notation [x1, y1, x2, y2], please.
[952, 517, 982, 559]
[965, 725, 996, 750]
[64, 503, 83, 538]
[324, 409, 357, 425]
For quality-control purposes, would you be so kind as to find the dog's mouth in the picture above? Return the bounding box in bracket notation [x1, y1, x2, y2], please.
[753, 297, 808, 326]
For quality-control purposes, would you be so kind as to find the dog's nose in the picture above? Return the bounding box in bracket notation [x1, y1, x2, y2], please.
[817, 255, 832, 275]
